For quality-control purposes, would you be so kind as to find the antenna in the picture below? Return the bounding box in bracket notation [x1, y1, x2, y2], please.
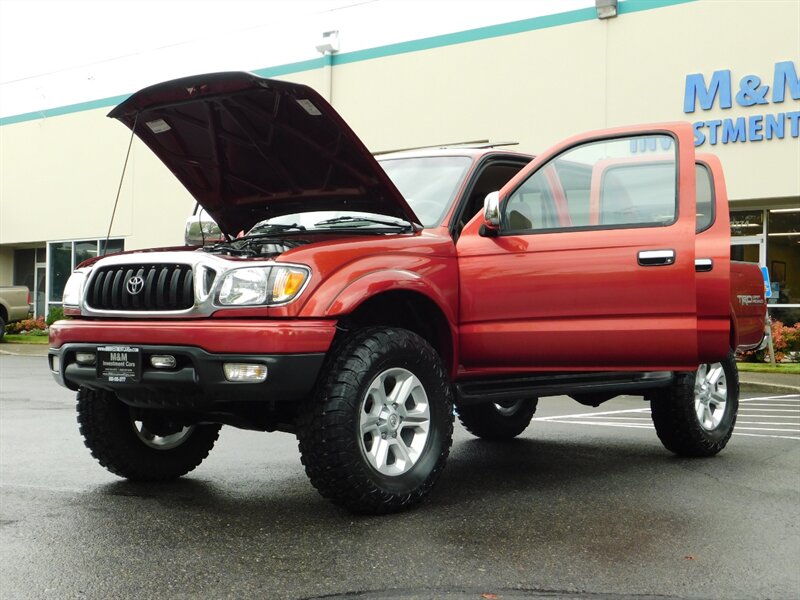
[103, 112, 139, 256]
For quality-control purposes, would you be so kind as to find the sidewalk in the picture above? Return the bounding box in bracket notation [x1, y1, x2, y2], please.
[738, 370, 800, 394]
[2, 342, 798, 394]
[0, 343, 49, 357]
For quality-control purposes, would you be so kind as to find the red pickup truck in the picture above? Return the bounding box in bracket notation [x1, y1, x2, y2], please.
[49, 73, 766, 514]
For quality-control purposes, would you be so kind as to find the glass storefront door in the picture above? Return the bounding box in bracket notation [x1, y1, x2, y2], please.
[731, 208, 799, 325]
[730, 241, 762, 264]
[35, 265, 46, 318]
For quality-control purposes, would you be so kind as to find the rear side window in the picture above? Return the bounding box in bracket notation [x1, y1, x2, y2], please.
[696, 163, 715, 233]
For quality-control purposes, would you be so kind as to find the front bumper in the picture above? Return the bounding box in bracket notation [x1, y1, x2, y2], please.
[48, 318, 337, 408]
[49, 344, 324, 407]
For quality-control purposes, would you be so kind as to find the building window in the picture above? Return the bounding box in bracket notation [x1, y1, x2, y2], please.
[730, 210, 763, 237]
[767, 209, 799, 306]
[48, 242, 72, 304]
[12, 249, 35, 289]
[47, 238, 124, 314]
[730, 207, 799, 325]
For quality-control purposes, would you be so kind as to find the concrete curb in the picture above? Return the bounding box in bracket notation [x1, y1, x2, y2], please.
[0, 345, 50, 357]
[740, 381, 800, 395]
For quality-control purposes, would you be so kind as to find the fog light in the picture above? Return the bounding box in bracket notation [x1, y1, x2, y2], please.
[223, 363, 268, 383]
[150, 355, 177, 369]
[50, 355, 60, 373]
[75, 352, 96, 365]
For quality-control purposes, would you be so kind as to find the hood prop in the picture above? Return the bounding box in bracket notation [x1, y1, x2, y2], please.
[103, 111, 139, 256]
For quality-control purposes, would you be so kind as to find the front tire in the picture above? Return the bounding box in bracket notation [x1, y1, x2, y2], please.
[297, 327, 454, 514]
[76, 388, 221, 480]
[457, 398, 537, 440]
[650, 351, 739, 457]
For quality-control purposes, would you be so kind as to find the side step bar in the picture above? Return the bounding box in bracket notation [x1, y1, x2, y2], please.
[455, 371, 673, 406]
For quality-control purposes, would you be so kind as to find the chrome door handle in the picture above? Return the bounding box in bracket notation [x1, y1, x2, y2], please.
[695, 258, 714, 272]
[638, 249, 675, 266]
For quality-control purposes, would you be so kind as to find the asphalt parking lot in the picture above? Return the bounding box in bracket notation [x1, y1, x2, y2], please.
[1, 353, 798, 600]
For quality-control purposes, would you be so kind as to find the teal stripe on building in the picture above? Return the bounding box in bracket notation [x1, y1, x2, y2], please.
[0, 0, 696, 127]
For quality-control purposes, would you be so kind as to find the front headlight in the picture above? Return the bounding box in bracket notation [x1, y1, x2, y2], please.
[62, 268, 91, 307]
[216, 266, 309, 306]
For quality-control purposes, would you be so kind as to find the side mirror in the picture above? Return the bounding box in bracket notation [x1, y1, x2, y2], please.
[479, 191, 501, 237]
[184, 214, 224, 246]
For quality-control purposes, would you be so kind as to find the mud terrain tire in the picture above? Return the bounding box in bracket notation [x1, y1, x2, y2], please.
[77, 387, 220, 480]
[297, 327, 453, 514]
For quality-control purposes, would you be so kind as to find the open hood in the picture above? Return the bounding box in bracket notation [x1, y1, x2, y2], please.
[109, 72, 419, 234]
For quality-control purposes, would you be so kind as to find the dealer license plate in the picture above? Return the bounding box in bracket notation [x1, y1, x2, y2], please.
[97, 346, 141, 383]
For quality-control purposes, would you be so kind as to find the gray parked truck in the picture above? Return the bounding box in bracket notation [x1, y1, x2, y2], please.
[0, 286, 32, 338]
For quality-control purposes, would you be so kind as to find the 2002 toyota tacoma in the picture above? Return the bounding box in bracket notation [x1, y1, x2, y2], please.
[49, 72, 766, 514]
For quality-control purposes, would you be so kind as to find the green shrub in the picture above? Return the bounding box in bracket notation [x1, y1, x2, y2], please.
[46, 306, 65, 326]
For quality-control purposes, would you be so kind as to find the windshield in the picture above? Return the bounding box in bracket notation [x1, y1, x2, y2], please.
[378, 156, 472, 227]
[195, 155, 473, 241]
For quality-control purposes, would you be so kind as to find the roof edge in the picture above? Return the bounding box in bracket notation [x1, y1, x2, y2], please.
[0, 0, 696, 127]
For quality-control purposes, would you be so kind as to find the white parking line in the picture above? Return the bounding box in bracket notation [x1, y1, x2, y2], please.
[736, 432, 800, 441]
[737, 421, 800, 426]
[533, 394, 800, 440]
[739, 408, 800, 412]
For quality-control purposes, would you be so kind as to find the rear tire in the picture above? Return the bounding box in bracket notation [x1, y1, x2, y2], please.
[457, 398, 537, 440]
[76, 387, 221, 480]
[297, 327, 453, 514]
[650, 351, 739, 457]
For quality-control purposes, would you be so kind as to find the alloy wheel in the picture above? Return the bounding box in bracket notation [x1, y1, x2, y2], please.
[359, 367, 431, 476]
[694, 362, 728, 431]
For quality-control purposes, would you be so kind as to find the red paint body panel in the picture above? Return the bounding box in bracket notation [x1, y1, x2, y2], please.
[730, 262, 768, 349]
[49, 319, 337, 354]
[457, 123, 700, 371]
[695, 155, 733, 362]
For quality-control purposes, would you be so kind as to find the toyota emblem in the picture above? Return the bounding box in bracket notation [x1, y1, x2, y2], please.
[126, 275, 145, 295]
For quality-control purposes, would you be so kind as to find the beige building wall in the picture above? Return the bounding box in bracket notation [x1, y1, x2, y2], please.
[604, 0, 800, 204]
[0, 72, 323, 252]
[1, 0, 797, 254]
[331, 0, 798, 203]
[1, 109, 190, 249]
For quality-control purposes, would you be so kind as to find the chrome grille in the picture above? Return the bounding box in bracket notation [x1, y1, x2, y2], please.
[86, 264, 195, 311]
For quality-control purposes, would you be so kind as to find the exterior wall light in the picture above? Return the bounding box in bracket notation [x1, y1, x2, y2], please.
[315, 30, 340, 55]
[596, 0, 618, 19]
[315, 30, 340, 104]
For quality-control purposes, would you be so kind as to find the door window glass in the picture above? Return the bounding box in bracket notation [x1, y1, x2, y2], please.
[35, 266, 46, 318]
[730, 243, 760, 263]
[502, 135, 677, 233]
[696, 164, 714, 233]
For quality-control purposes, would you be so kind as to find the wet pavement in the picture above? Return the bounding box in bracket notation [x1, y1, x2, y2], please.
[1, 353, 799, 600]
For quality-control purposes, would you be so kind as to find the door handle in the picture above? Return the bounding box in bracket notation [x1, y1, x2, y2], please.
[695, 258, 714, 272]
[638, 249, 675, 266]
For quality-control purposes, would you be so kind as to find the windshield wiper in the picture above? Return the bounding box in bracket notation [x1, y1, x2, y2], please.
[313, 215, 412, 230]
[242, 223, 306, 238]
